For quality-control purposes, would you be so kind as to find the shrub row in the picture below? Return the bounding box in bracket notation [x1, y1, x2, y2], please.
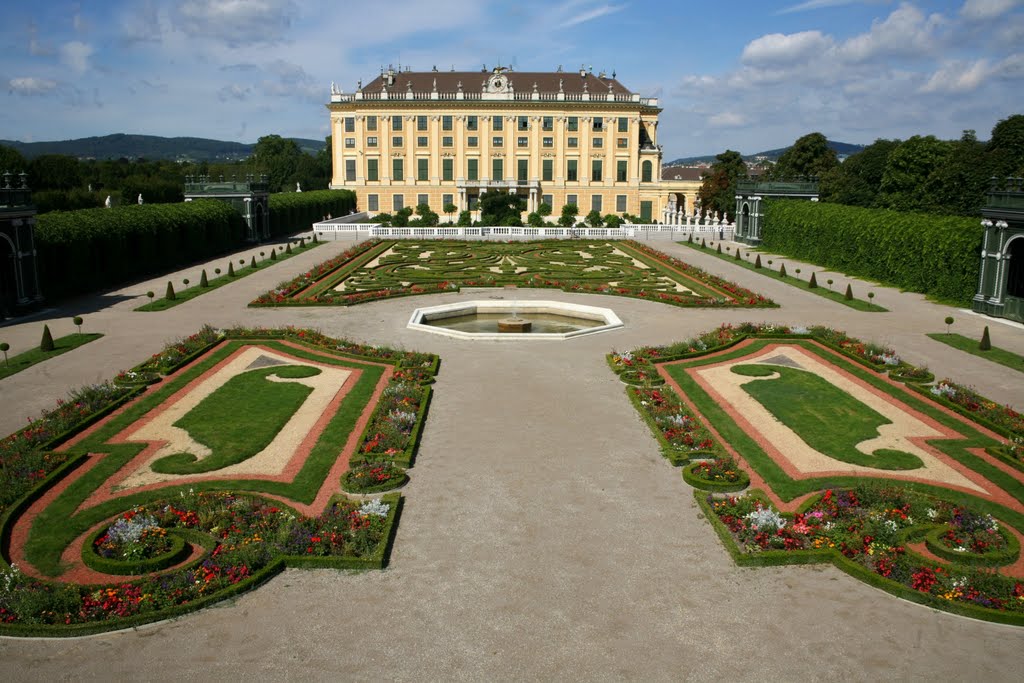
[762, 200, 983, 304]
[268, 190, 356, 236]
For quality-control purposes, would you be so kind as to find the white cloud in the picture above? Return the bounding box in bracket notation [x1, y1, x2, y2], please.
[741, 31, 834, 65]
[779, 0, 864, 13]
[259, 59, 320, 100]
[837, 3, 948, 62]
[60, 41, 94, 74]
[960, 0, 1018, 21]
[172, 0, 299, 47]
[560, 3, 626, 28]
[994, 52, 1024, 79]
[218, 83, 251, 101]
[8, 77, 59, 95]
[708, 112, 747, 128]
[919, 59, 992, 93]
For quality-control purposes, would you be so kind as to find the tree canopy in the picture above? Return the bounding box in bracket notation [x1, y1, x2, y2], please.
[770, 132, 838, 180]
[697, 150, 747, 220]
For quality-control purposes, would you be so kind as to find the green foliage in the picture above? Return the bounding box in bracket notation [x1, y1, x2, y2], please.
[845, 283, 853, 300]
[980, 326, 991, 351]
[763, 200, 981, 304]
[228, 261, 235, 277]
[39, 325, 54, 352]
[457, 210, 472, 227]
[987, 114, 1024, 177]
[411, 203, 439, 227]
[479, 190, 525, 226]
[199, 269, 209, 287]
[35, 200, 245, 301]
[267, 190, 355, 237]
[778, 262, 786, 277]
[537, 202, 552, 217]
[250, 255, 257, 268]
[558, 203, 579, 227]
[808, 272, 817, 288]
[697, 150, 746, 221]
[165, 281, 176, 300]
[819, 138, 899, 208]
[770, 132, 838, 179]
[72, 316, 83, 333]
[603, 214, 622, 229]
[585, 209, 604, 227]
[754, 254, 761, 268]
[270, 248, 277, 261]
[0, 333, 102, 380]
[878, 135, 954, 212]
[526, 211, 544, 227]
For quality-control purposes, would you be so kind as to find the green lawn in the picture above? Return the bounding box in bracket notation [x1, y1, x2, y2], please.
[135, 240, 321, 311]
[927, 333, 1024, 374]
[0, 333, 103, 381]
[679, 240, 888, 312]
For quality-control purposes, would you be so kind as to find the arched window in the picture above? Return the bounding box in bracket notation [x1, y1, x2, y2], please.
[641, 160, 652, 183]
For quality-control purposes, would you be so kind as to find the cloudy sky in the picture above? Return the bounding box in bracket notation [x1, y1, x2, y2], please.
[2, 0, 1022, 158]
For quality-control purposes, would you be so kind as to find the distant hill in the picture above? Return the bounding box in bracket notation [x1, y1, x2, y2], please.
[666, 140, 866, 167]
[0, 134, 326, 161]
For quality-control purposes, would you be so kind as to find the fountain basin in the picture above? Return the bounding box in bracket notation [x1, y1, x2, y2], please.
[408, 300, 623, 340]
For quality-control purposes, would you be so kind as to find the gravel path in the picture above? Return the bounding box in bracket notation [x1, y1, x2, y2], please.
[2, 234, 1023, 681]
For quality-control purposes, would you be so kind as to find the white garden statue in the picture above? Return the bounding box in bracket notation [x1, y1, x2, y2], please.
[296, 182, 302, 192]
[104, 195, 112, 208]
[138, 194, 144, 205]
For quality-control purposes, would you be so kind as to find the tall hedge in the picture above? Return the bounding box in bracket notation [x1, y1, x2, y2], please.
[762, 200, 983, 304]
[35, 200, 246, 300]
[268, 190, 356, 236]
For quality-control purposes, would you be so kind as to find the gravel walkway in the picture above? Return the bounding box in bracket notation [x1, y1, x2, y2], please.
[1, 235, 1023, 681]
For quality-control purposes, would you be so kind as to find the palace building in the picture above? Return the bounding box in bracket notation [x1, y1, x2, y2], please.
[328, 65, 694, 223]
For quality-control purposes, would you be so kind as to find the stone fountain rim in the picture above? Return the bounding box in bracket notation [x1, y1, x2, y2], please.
[406, 299, 623, 341]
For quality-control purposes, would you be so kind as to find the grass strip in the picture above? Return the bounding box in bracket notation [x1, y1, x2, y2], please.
[0, 333, 103, 381]
[926, 332, 1024, 374]
[678, 240, 887, 312]
[135, 240, 322, 311]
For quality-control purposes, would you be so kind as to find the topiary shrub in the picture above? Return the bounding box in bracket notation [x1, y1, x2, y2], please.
[808, 272, 817, 289]
[944, 316, 954, 334]
[716, 243, 722, 254]
[779, 263, 787, 277]
[754, 254, 761, 269]
[734, 247, 741, 260]
[0, 341, 9, 366]
[40, 324, 54, 352]
[199, 269, 209, 287]
[844, 283, 853, 300]
[72, 316, 83, 333]
[980, 325, 991, 351]
[701, 238, 707, 248]
[250, 256, 257, 268]
[285, 243, 293, 255]
[165, 281, 176, 301]
[228, 261, 235, 276]
[270, 248, 277, 261]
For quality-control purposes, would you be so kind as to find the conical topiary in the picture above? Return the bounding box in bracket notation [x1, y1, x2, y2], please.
[687, 234, 693, 244]
[734, 248, 741, 260]
[716, 243, 722, 254]
[980, 326, 991, 351]
[40, 324, 54, 352]
[701, 238, 707, 248]
[313, 233, 318, 243]
[754, 254, 762, 269]
[808, 272, 817, 288]
[250, 255, 257, 268]
[300, 237, 306, 248]
[270, 247, 277, 261]
[228, 261, 235, 276]
[200, 269, 209, 287]
[285, 243, 293, 254]
[165, 281, 176, 301]
[779, 263, 787, 277]
[844, 283, 853, 300]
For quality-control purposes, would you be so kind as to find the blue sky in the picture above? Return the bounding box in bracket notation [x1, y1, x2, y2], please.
[2, 0, 1022, 158]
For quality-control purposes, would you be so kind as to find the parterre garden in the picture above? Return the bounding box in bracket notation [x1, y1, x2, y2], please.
[4, 235, 1024, 633]
[611, 323, 1024, 624]
[0, 325, 437, 635]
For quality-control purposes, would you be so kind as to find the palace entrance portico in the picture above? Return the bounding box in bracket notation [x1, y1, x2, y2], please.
[457, 180, 543, 212]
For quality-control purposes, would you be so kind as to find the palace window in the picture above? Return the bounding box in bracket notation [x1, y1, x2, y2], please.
[542, 116, 553, 131]
[443, 158, 454, 181]
[467, 136, 478, 147]
[345, 159, 356, 181]
[417, 115, 428, 131]
[392, 158, 404, 181]
[492, 158, 503, 181]
[367, 136, 378, 147]
[367, 158, 379, 181]
[617, 138, 628, 149]
[442, 115, 453, 131]
[592, 159, 603, 182]
[392, 115, 403, 131]
[344, 117, 354, 132]
[467, 116, 478, 131]
[542, 137, 553, 148]
[392, 136, 403, 147]
[616, 194, 627, 212]
[467, 158, 479, 181]
[417, 193, 429, 208]
[492, 136, 503, 147]
[443, 193, 454, 208]
[368, 194, 379, 211]
[542, 194, 553, 209]
[567, 159, 578, 182]
[567, 137, 578, 148]
[442, 136, 453, 147]
[617, 160, 627, 182]
[618, 117, 628, 132]
[567, 194, 577, 207]
[641, 160, 653, 183]
[517, 159, 528, 182]
[517, 137, 528, 148]
[592, 117, 603, 131]
[417, 158, 428, 181]
[567, 116, 578, 131]
[518, 115, 529, 131]
[393, 194, 404, 211]
[592, 137, 603, 148]
[345, 138, 355, 148]
[591, 195, 602, 212]
[417, 136, 428, 147]
[492, 115, 504, 131]
[542, 159, 553, 181]
[366, 116, 378, 131]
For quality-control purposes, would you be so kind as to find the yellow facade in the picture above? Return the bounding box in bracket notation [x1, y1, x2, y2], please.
[328, 67, 668, 222]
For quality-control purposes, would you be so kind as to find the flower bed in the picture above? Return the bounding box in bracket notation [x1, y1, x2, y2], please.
[627, 385, 717, 466]
[702, 485, 1024, 623]
[341, 462, 409, 494]
[928, 380, 1024, 438]
[682, 456, 750, 493]
[888, 364, 935, 384]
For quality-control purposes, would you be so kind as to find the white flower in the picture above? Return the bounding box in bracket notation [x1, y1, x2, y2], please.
[359, 499, 390, 517]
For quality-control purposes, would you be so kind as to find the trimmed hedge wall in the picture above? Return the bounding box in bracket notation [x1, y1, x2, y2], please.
[35, 200, 246, 300]
[762, 200, 983, 304]
[268, 189, 356, 236]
